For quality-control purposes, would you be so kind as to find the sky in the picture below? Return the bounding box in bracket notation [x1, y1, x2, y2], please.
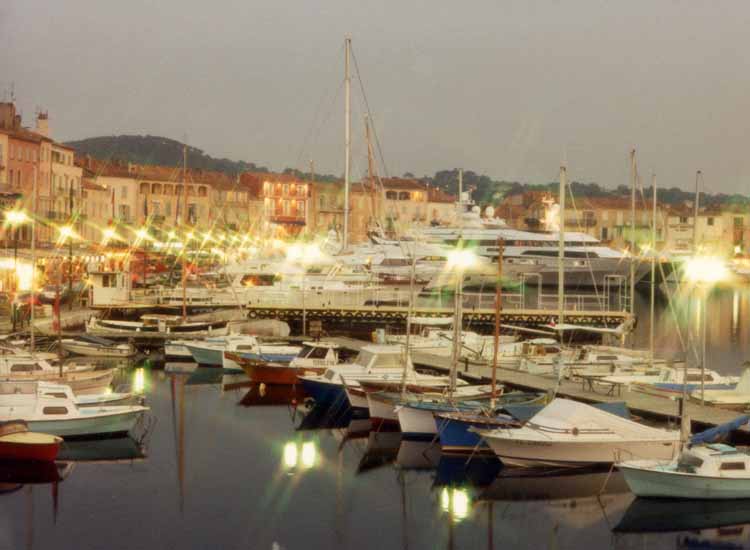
[3, 1, 750, 194]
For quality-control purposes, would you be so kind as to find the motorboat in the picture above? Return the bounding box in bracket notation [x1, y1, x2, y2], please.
[183, 334, 285, 367]
[0, 420, 62, 462]
[87, 314, 231, 338]
[299, 344, 418, 408]
[476, 398, 680, 468]
[230, 341, 340, 385]
[618, 416, 750, 500]
[521, 345, 677, 378]
[61, 335, 137, 358]
[0, 356, 114, 395]
[33, 381, 137, 407]
[689, 367, 750, 410]
[164, 340, 194, 360]
[0, 381, 149, 438]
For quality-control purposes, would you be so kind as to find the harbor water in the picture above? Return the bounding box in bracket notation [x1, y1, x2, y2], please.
[3, 288, 750, 549]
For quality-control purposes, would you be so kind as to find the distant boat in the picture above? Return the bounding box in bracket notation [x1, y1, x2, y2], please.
[0, 420, 62, 462]
[0, 356, 114, 395]
[184, 334, 301, 370]
[0, 381, 149, 438]
[229, 341, 339, 384]
[476, 398, 680, 468]
[61, 335, 137, 358]
[689, 367, 750, 410]
[87, 314, 230, 338]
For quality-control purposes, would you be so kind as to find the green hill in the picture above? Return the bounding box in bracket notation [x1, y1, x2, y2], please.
[65, 135, 269, 175]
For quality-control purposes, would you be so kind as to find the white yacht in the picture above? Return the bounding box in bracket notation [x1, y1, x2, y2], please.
[374, 192, 653, 289]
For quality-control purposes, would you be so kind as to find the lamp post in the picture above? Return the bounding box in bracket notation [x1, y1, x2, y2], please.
[58, 225, 76, 311]
[446, 245, 477, 394]
[684, 256, 729, 405]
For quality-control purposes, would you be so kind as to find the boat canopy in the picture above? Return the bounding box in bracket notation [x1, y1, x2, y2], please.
[504, 401, 630, 423]
[690, 415, 750, 446]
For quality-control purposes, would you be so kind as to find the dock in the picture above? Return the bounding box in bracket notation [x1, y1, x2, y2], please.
[246, 305, 631, 330]
[411, 351, 747, 432]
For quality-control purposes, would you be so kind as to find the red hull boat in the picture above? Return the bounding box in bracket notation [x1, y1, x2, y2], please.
[228, 352, 326, 385]
[0, 421, 62, 463]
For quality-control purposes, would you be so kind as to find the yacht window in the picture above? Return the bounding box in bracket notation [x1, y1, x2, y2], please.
[324, 370, 336, 380]
[544, 347, 559, 354]
[235, 345, 256, 352]
[720, 462, 746, 471]
[42, 406, 68, 415]
[596, 355, 619, 361]
[45, 392, 68, 398]
[676, 453, 703, 473]
[308, 347, 330, 359]
[10, 363, 42, 373]
[298, 345, 314, 358]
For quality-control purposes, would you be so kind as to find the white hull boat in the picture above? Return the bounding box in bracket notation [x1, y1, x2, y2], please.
[0, 381, 148, 438]
[477, 398, 680, 468]
[619, 417, 750, 500]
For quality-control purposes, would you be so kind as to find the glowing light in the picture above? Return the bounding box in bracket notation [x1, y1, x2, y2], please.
[58, 225, 75, 240]
[186, 232, 195, 241]
[446, 248, 477, 270]
[167, 231, 177, 240]
[283, 442, 298, 469]
[136, 228, 149, 240]
[440, 487, 471, 522]
[133, 367, 145, 394]
[301, 441, 317, 468]
[544, 201, 560, 232]
[0, 259, 35, 291]
[735, 245, 742, 255]
[5, 210, 29, 226]
[684, 256, 730, 284]
[101, 227, 118, 244]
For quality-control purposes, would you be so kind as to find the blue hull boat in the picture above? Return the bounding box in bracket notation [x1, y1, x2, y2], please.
[300, 378, 348, 408]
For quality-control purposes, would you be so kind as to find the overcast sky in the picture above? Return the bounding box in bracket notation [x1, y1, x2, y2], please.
[3, 1, 750, 193]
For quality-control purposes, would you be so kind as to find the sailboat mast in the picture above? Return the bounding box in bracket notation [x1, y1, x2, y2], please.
[650, 174, 657, 365]
[629, 149, 637, 315]
[401, 255, 417, 399]
[343, 36, 351, 250]
[181, 144, 188, 321]
[491, 239, 503, 408]
[693, 170, 701, 254]
[558, 165, 566, 326]
[30, 167, 37, 353]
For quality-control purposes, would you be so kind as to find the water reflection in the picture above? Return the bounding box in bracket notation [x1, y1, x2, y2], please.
[240, 384, 306, 406]
[281, 440, 319, 471]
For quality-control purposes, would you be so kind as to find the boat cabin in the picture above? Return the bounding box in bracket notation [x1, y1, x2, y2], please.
[675, 444, 750, 477]
[291, 342, 339, 368]
[88, 271, 132, 307]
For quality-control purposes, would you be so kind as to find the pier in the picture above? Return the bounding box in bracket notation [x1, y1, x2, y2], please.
[410, 351, 748, 432]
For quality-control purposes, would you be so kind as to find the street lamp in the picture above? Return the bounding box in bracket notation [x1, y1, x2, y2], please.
[57, 225, 78, 311]
[445, 245, 477, 393]
[683, 255, 730, 405]
[6, 210, 29, 331]
[288, 243, 322, 336]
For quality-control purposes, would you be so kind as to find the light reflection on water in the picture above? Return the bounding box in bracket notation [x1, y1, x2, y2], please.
[3, 290, 750, 548]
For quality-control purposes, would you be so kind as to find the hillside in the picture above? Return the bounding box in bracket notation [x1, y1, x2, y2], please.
[65, 135, 269, 175]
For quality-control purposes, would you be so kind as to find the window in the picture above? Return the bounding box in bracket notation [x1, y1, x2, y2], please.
[139, 182, 149, 194]
[679, 216, 688, 224]
[708, 217, 715, 226]
[120, 186, 128, 199]
[283, 183, 289, 196]
[10, 363, 42, 372]
[319, 195, 327, 209]
[735, 217, 743, 228]
[9, 144, 13, 159]
[601, 227, 608, 240]
[198, 186, 207, 197]
[187, 203, 197, 223]
[386, 191, 398, 200]
[152, 201, 161, 216]
[720, 462, 746, 471]
[165, 201, 172, 217]
[42, 406, 69, 415]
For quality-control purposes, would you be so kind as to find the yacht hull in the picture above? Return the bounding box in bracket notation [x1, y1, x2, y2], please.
[26, 409, 147, 438]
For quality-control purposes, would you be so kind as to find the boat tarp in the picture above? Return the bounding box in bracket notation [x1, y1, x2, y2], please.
[527, 398, 670, 438]
[77, 334, 117, 346]
[690, 414, 750, 446]
[503, 401, 630, 423]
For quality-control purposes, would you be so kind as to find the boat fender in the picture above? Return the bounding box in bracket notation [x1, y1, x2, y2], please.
[571, 427, 579, 436]
[259, 383, 266, 397]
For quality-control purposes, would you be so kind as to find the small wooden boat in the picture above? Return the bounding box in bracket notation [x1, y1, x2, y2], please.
[0, 420, 62, 462]
[61, 335, 137, 358]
